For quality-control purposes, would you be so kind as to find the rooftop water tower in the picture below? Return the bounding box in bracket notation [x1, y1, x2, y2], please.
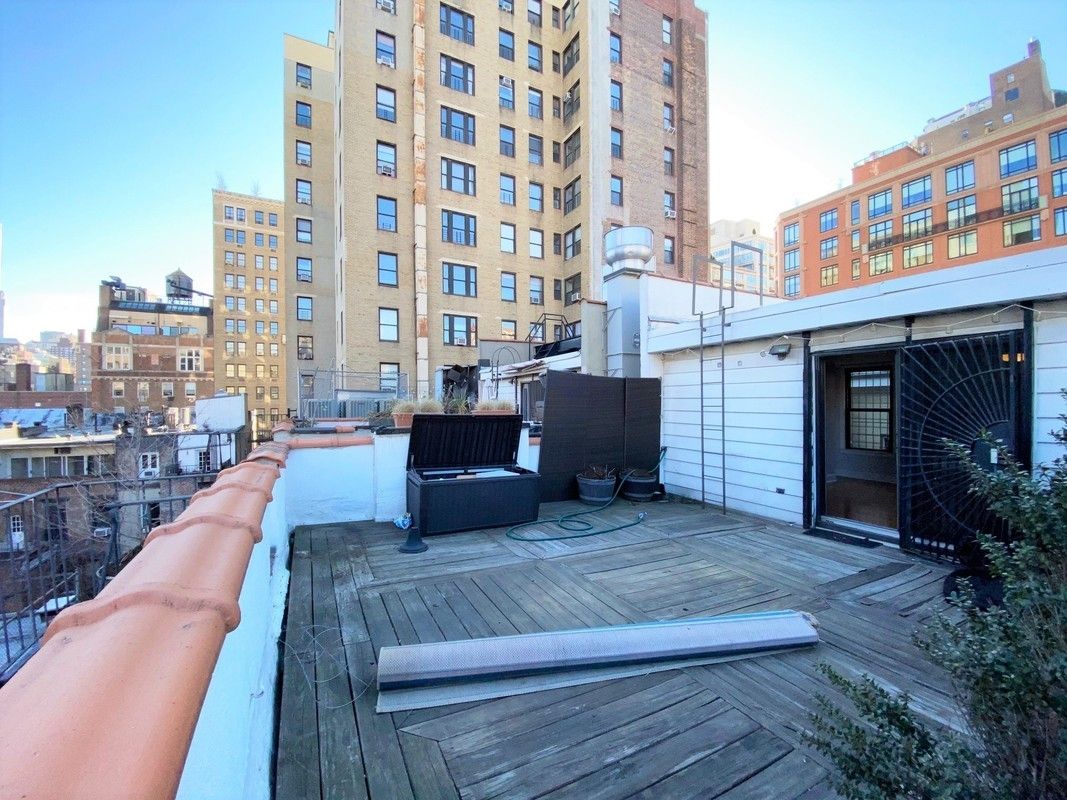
[166, 269, 193, 301]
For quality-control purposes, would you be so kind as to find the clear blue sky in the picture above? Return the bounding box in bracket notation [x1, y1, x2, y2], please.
[1, 0, 1065, 341]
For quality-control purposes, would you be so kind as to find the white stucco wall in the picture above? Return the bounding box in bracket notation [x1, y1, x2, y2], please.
[284, 444, 376, 528]
[1034, 299, 1067, 469]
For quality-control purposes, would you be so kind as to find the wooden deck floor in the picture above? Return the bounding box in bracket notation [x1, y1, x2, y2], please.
[275, 500, 955, 800]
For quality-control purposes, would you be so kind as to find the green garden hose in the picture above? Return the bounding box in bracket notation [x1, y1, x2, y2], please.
[506, 447, 668, 542]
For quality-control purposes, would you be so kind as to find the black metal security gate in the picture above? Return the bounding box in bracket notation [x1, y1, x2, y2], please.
[898, 331, 1030, 561]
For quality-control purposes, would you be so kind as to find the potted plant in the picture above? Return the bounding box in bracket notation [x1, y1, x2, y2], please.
[391, 400, 416, 429]
[415, 397, 444, 414]
[621, 468, 658, 502]
[473, 398, 516, 415]
[576, 464, 617, 505]
[444, 393, 472, 414]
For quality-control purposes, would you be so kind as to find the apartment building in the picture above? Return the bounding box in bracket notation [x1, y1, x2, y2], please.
[778, 40, 1067, 299]
[210, 190, 286, 436]
[90, 278, 213, 419]
[284, 34, 336, 411]
[708, 218, 777, 296]
[332, 0, 708, 396]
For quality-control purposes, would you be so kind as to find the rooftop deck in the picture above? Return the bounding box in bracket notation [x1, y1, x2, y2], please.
[276, 499, 955, 800]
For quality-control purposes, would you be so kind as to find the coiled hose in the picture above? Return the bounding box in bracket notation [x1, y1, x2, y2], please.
[506, 447, 668, 542]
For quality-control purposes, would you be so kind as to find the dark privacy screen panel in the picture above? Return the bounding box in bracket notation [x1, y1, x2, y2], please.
[538, 372, 661, 502]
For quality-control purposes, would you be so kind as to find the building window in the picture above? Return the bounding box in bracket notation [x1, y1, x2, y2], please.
[371, 251, 396, 286]
[1003, 214, 1041, 246]
[528, 40, 543, 71]
[663, 103, 675, 130]
[500, 174, 516, 205]
[255, 210, 264, 225]
[868, 188, 892, 219]
[902, 208, 932, 241]
[784, 275, 799, 297]
[443, 314, 477, 346]
[851, 229, 860, 251]
[662, 15, 672, 44]
[501, 320, 516, 340]
[179, 348, 201, 371]
[1002, 176, 1040, 214]
[296, 296, 313, 321]
[442, 209, 477, 245]
[869, 251, 893, 276]
[269, 234, 277, 250]
[999, 139, 1037, 178]
[376, 141, 397, 176]
[529, 181, 543, 212]
[528, 322, 545, 343]
[564, 225, 582, 260]
[607, 128, 622, 160]
[500, 272, 516, 301]
[664, 191, 675, 214]
[529, 228, 544, 258]
[947, 194, 977, 229]
[441, 157, 477, 195]
[564, 128, 581, 167]
[440, 4, 475, 44]
[224, 205, 234, 220]
[610, 175, 623, 206]
[295, 62, 312, 88]
[443, 262, 477, 296]
[379, 308, 399, 341]
[664, 147, 674, 176]
[1050, 128, 1067, 163]
[376, 86, 396, 121]
[903, 241, 933, 269]
[1053, 168, 1066, 198]
[295, 179, 312, 205]
[441, 54, 475, 94]
[819, 209, 838, 232]
[530, 276, 544, 304]
[379, 363, 400, 392]
[295, 101, 311, 127]
[500, 223, 516, 253]
[846, 369, 891, 451]
[441, 106, 476, 145]
[564, 272, 581, 304]
[554, 233, 561, 255]
[528, 87, 543, 119]
[269, 212, 277, 227]
[664, 236, 675, 265]
[376, 31, 396, 66]
[563, 177, 581, 214]
[783, 222, 799, 246]
[500, 125, 516, 157]
[1055, 207, 1067, 236]
[111, 381, 125, 398]
[609, 32, 621, 63]
[945, 160, 975, 194]
[610, 80, 622, 112]
[377, 197, 397, 231]
[297, 335, 314, 360]
[819, 236, 838, 259]
[819, 265, 839, 286]
[254, 232, 264, 247]
[868, 219, 892, 249]
[528, 0, 542, 27]
[850, 200, 860, 225]
[662, 58, 674, 88]
[104, 344, 132, 370]
[562, 33, 579, 76]
[499, 76, 515, 109]
[948, 230, 977, 259]
[783, 249, 799, 272]
[529, 134, 543, 165]
[499, 28, 515, 60]
[292, 217, 310, 243]
[901, 175, 932, 209]
[851, 259, 861, 280]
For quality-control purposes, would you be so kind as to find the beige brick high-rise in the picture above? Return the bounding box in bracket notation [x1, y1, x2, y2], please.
[210, 190, 286, 438]
[333, 0, 708, 396]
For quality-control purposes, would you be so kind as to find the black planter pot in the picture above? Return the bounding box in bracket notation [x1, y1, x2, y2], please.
[621, 473, 657, 502]
[576, 474, 616, 505]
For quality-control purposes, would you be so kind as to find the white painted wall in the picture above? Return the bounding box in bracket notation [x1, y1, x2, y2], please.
[1034, 299, 1067, 469]
[373, 433, 409, 522]
[284, 445, 375, 528]
[194, 393, 247, 431]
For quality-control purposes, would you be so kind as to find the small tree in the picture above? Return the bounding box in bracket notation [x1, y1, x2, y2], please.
[808, 396, 1067, 800]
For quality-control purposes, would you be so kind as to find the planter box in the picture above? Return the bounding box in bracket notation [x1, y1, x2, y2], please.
[406, 414, 540, 535]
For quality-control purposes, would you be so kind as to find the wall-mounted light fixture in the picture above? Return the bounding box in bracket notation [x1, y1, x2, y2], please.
[767, 342, 792, 360]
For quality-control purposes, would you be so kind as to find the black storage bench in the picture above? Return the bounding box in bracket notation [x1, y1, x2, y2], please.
[406, 414, 541, 535]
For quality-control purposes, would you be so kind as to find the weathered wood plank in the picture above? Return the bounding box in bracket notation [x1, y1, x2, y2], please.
[715, 749, 830, 800]
[397, 732, 460, 800]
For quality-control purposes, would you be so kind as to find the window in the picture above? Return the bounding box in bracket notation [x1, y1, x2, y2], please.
[609, 33, 621, 63]
[380, 363, 400, 392]
[379, 308, 399, 341]
[528, 134, 543, 165]
[664, 236, 675, 265]
[847, 369, 892, 451]
[440, 4, 475, 44]
[161, 381, 174, 399]
[528, 88, 543, 119]
[868, 188, 892, 219]
[254, 298, 264, 313]
[819, 236, 838, 259]
[255, 210, 264, 225]
[819, 208, 838, 232]
[564, 225, 582, 260]
[499, 76, 515, 109]
[564, 272, 581, 304]
[179, 348, 202, 371]
[948, 230, 977, 258]
[499, 28, 515, 60]
[530, 276, 544, 304]
[296, 335, 314, 361]
[296, 179, 312, 205]
[528, 322, 545, 343]
[224, 205, 234, 220]
[236, 230, 245, 245]
[784, 275, 799, 297]
[662, 15, 672, 43]
[610, 128, 622, 159]
[783, 222, 799, 246]
[869, 251, 893, 276]
[269, 212, 277, 227]
[443, 314, 477, 346]
[552, 50, 560, 73]
[851, 259, 861, 280]
[529, 181, 543, 212]
[442, 209, 477, 245]
[663, 59, 674, 88]
[783, 249, 799, 272]
[500, 222, 516, 253]
[376, 31, 396, 66]
[903, 241, 933, 269]
[610, 81, 622, 112]
[296, 296, 313, 321]
[563, 81, 580, 122]
[184, 382, 196, 398]
[610, 175, 623, 206]
[256, 321, 265, 335]
[664, 147, 674, 176]
[1053, 168, 1066, 198]
[562, 34, 580, 76]
[377, 252, 397, 285]
[663, 103, 674, 130]
[1055, 207, 1067, 237]
[564, 176, 581, 213]
[564, 128, 581, 167]
[501, 320, 517, 340]
[269, 234, 277, 250]
[850, 200, 860, 225]
[1003, 214, 1041, 246]
[501, 272, 516, 301]
[270, 257, 278, 271]
[820, 265, 839, 287]
[295, 101, 311, 127]
[104, 344, 132, 370]
[500, 124, 516, 157]
[947, 194, 977, 229]
[254, 232, 264, 247]
[236, 207, 245, 222]
[111, 381, 125, 398]
[999, 140, 1036, 177]
[376, 141, 397, 176]
[269, 278, 278, 292]
[553, 187, 561, 209]
[902, 208, 932, 240]
[528, 41, 542, 71]
[440, 54, 475, 94]
[295, 62, 312, 88]
[868, 219, 892, 249]
[528, 0, 542, 26]
[945, 160, 975, 194]
[376, 86, 396, 121]
[901, 175, 931, 208]
[376, 197, 397, 231]
[500, 174, 516, 205]
[441, 157, 476, 195]
[1002, 176, 1040, 214]
[529, 228, 544, 258]
[851, 229, 860, 251]
[443, 262, 477, 296]
[664, 191, 675, 213]
[440, 106, 476, 145]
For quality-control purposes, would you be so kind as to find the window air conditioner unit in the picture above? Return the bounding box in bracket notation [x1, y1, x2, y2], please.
[296, 78, 311, 89]
[665, 125, 676, 134]
[499, 0, 514, 11]
[611, 6, 621, 15]
[297, 197, 311, 204]
[377, 163, 396, 177]
[377, 56, 395, 67]
[563, 91, 572, 101]
[297, 156, 311, 166]
[377, 0, 396, 12]
[140, 468, 160, 479]
[664, 208, 677, 219]
[501, 77, 514, 88]
[455, 336, 467, 346]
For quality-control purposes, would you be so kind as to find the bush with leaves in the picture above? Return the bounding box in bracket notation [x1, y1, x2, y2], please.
[808, 396, 1067, 800]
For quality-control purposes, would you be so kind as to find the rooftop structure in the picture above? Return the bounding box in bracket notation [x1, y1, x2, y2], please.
[708, 218, 778, 296]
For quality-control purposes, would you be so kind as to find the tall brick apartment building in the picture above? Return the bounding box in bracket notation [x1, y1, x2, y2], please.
[778, 40, 1067, 299]
[323, 0, 708, 396]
